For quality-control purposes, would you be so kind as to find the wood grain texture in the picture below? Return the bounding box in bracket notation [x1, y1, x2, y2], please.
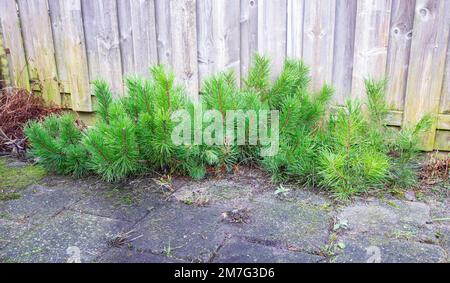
[332, 0, 357, 105]
[197, 0, 240, 86]
[155, 0, 199, 101]
[351, 0, 392, 100]
[403, 0, 450, 150]
[82, 0, 123, 97]
[286, 0, 304, 59]
[303, 0, 336, 91]
[240, 0, 258, 81]
[385, 0, 416, 111]
[49, 0, 92, 111]
[437, 114, 450, 131]
[440, 34, 450, 114]
[257, 0, 287, 80]
[434, 130, 450, 151]
[17, 0, 60, 104]
[117, 0, 158, 77]
[3, 0, 450, 151]
[0, 0, 30, 89]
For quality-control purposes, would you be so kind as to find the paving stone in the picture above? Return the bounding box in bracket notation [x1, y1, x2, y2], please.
[0, 210, 131, 263]
[130, 203, 228, 262]
[230, 194, 331, 253]
[337, 199, 432, 236]
[0, 218, 33, 249]
[5, 161, 28, 168]
[274, 187, 332, 207]
[334, 235, 447, 263]
[98, 247, 184, 263]
[70, 186, 166, 223]
[1, 156, 448, 263]
[172, 179, 254, 209]
[213, 238, 324, 263]
[0, 184, 88, 225]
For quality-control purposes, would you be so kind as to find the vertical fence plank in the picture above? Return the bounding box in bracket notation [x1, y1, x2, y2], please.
[82, 0, 123, 97]
[155, 0, 199, 101]
[197, 0, 240, 86]
[403, 0, 450, 150]
[17, 0, 60, 104]
[0, 29, 10, 87]
[440, 36, 450, 115]
[240, 0, 258, 81]
[0, 0, 30, 89]
[286, 0, 304, 59]
[117, 0, 158, 77]
[332, 0, 357, 105]
[48, 0, 69, 94]
[351, 0, 392, 99]
[49, 0, 92, 111]
[171, 0, 199, 101]
[303, 0, 336, 91]
[257, 0, 287, 80]
[385, 0, 416, 111]
[154, 0, 172, 67]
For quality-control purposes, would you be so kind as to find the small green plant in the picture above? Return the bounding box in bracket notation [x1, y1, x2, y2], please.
[259, 59, 333, 185]
[318, 79, 431, 200]
[274, 184, 291, 196]
[24, 55, 432, 200]
[25, 113, 89, 177]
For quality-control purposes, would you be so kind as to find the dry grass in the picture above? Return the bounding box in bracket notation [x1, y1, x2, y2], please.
[419, 153, 449, 185]
[0, 87, 60, 153]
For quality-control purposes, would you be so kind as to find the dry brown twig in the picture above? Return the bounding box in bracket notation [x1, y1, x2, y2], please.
[0, 87, 60, 152]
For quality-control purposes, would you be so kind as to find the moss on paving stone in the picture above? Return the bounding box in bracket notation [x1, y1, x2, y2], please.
[0, 210, 132, 263]
[98, 247, 184, 263]
[334, 235, 447, 263]
[0, 158, 46, 201]
[71, 185, 166, 223]
[212, 238, 324, 263]
[231, 193, 331, 253]
[130, 203, 228, 262]
[0, 184, 89, 225]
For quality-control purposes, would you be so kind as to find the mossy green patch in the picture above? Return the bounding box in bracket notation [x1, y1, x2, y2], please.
[0, 158, 46, 201]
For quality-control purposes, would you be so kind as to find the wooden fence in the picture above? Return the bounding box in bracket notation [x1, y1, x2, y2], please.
[0, 0, 449, 150]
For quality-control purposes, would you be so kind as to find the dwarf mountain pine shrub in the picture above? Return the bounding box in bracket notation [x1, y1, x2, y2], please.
[24, 54, 432, 199]
[318, 79, 432, 200]
[259, 59, 333, 185]
[25, 113, 89, 177]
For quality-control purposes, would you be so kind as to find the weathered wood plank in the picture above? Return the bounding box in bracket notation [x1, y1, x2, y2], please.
[155, 0, 199, 101]
[117, 0, 158, 77]
[434, 130, 450, 151]
[0, 31, 10, 87]
[257, 0, 287, 80]
[403, 0, 450, 150]
[197, 0, 240, 86]
[81, 0, 123, 97]
[440, 35, 450, 114]
[170, 0, 199, 100]
[17, 0, 60, 104]
[303, 0, 336, 91]
[48, 0, 92, 111]
[240, 0, 258, 80]
[0, 0, 30, 89]
[437, 114, 450, 131]
[286, 0, 304, 59]
[385, 0, 416, 111]
[351, 0, 392, 100]
[48, 0, 68, 93]
[332, 0, 357, 105]
[154, 0, 172, 67]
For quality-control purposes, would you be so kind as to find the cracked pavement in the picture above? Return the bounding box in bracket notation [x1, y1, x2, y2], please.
[0, 159, 448, 263]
